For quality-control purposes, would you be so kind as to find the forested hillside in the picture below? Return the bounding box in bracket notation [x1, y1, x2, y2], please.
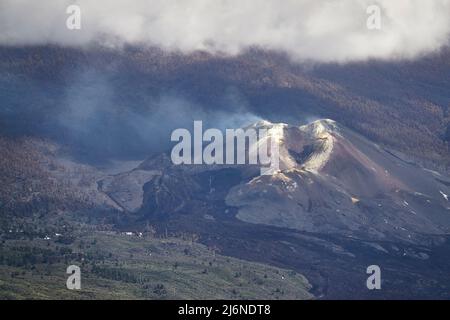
[1, 46, 450, 169]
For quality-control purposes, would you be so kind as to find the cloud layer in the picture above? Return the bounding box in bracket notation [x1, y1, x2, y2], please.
[0, 0, 449, 62]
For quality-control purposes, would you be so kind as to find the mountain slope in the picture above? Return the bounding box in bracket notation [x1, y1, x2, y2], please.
[93, 119, 450, 244]
[226, 120, 450, 242]
[2, 120, 450, 299]
[1, 46, 450, 168]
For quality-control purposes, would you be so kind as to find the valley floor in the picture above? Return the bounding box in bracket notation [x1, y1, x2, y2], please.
[0, 221, 312, 300]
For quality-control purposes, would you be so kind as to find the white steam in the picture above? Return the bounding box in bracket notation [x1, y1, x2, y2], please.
[0, 0, 449, 62]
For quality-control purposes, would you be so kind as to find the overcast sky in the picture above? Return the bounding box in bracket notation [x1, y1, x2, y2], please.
[0, 0, 449, 62]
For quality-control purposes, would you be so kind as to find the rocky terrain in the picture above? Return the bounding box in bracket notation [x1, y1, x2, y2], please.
[3, 119, 448, 299]
[92, 119, 450, 245]
[1, 45, 450, 299]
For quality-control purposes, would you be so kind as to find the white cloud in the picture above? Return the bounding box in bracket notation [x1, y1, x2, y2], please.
[0, 0, 449, 62]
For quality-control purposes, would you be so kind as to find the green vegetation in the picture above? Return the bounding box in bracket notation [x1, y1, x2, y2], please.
[0, 217, 313, 300]
[0, 133, 313, 300]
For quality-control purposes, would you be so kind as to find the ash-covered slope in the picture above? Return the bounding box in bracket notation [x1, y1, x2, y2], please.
[226, 119, 450, 242]
[18, 119, 450, 298]
[98, 118, 450, 245]
[97, 119, 450, 244]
